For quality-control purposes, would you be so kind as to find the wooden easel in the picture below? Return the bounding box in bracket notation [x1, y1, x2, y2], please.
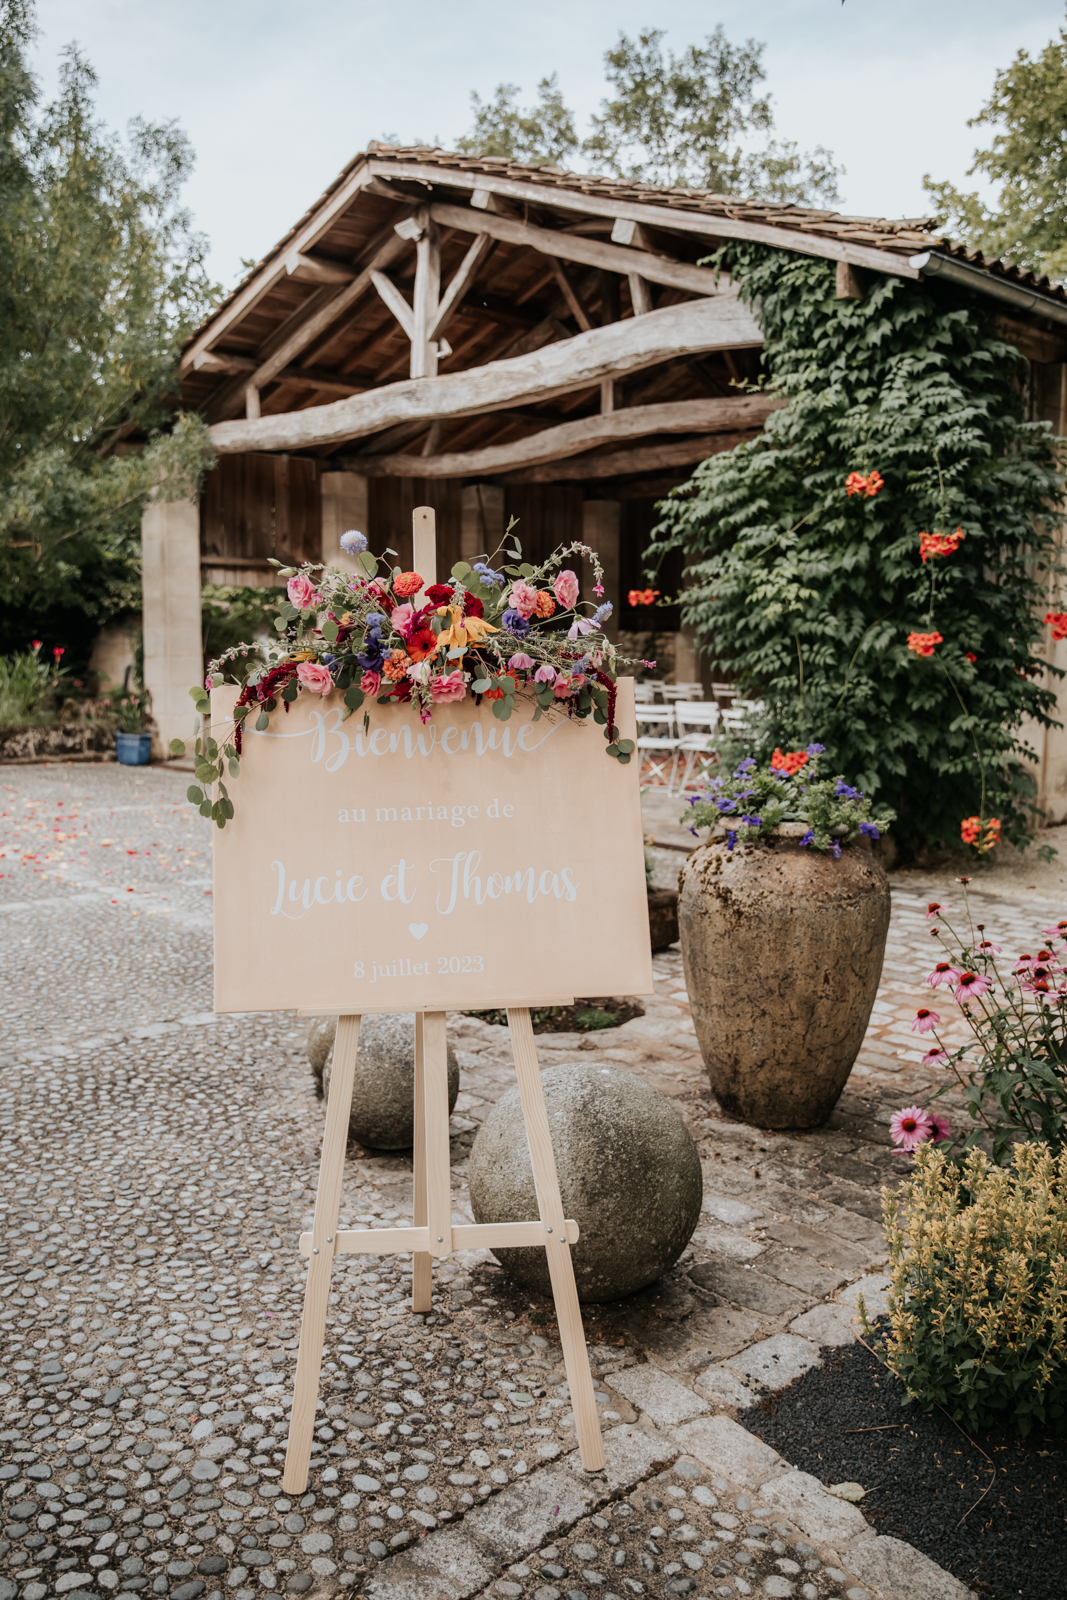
[281, 508, 605, 1491]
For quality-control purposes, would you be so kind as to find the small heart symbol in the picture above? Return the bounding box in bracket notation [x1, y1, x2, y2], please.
[409, 923, 428, 940]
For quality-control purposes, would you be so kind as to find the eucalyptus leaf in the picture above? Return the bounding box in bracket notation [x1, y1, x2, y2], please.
[255, 711, 269, 731]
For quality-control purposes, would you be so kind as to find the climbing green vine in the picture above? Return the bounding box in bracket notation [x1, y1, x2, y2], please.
[649, 243, 1065, 851]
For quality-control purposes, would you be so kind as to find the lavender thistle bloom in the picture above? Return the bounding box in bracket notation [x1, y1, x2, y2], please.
[592, 602, 613, 626]
[340, 529, 368, 555]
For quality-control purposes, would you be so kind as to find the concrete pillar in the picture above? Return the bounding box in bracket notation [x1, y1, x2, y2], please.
[461, 484, 505, 564]
[321, 471, 369, 575]
[673, 626, 702, 688]
[141, 498, 203, 759]
[580, 500, 620, 640]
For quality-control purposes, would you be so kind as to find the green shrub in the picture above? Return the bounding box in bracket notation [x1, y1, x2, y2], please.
[865, 1142, 1067, 1435]
[0, 643, 63, 726]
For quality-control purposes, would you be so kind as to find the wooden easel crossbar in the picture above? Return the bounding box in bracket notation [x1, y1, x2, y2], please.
[280, 509, 606, 1491]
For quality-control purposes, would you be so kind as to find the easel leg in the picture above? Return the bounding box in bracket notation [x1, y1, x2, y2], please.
[507, 1008, 605, 1473]
[283, 1013, 360, 1494]
[423, 1011, 454, 1256]
[411, 1014, 432, 1312]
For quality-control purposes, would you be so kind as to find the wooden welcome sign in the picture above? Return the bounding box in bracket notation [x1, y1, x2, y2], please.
[209, 508, 653, 1486]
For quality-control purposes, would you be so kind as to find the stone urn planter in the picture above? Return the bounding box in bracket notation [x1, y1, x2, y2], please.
[678, 823, 891, 1129]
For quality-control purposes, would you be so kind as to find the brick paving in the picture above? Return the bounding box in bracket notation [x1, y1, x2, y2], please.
[4, 761, 1059, 1600]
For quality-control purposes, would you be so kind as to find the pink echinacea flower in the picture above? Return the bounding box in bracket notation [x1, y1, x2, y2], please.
[912, 1008, 940, 1033]
[954, 970, 992, 1000]
[927, 1111, 952, 1143]
[890, 1105, 933, 1152]
[922, 1047, 948, 1066]
[927, 963, 960, 989]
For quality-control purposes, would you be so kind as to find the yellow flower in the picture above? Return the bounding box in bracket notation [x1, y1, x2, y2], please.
[437, 606, 500, 651]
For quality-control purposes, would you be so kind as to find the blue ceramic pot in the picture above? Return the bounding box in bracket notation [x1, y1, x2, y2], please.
[116, 732, 152, 766]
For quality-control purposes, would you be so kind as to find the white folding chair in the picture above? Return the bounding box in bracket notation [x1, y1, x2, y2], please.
[635, 704, 680, 787]
[662, 681, 703, 703]
[634, 681, 656, 703]
[711, 681, 737, 706]
[673, 702, 722, 793]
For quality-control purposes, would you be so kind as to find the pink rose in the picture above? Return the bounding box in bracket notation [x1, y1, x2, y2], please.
[390, 603, 416, 639]
[553, 677, 577, 698]
[553, 569, 579, 609]
[360, 670, 381, 694]
[287, 573, 319, 610]
[508, 580, 538, 620]
[430, 670, 466, 703]
[508, 652, 535, 670]
[296, 661, 334, 696]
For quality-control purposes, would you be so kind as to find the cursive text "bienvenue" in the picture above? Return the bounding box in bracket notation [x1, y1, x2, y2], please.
[258, 707, 570, 772]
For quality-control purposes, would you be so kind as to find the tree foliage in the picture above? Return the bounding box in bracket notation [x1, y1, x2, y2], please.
[455, 73, 578, 167]
[0, 0, 218, 661]
[456, 25, 841, 206]
[925, 22, 1067, 280]
[648, 246, 1064, 852]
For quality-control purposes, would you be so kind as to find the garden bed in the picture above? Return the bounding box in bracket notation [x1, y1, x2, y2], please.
[744, 1335, 1065, 1600]
[0, 721, 114, 761]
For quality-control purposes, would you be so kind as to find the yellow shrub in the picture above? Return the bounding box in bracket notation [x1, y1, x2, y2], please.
[864, 1141, 1067, 1434]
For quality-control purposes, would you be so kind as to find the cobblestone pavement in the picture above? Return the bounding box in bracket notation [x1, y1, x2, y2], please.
[3, 763, 1057, 1600]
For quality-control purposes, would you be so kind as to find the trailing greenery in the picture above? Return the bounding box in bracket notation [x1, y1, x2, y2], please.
[200, 585, 281, 675]
[0, 0, 218, 661]
[865, 1142, 1067, 1437]
[648, 244, 1065, 851]
[925, 19, 1067, 281]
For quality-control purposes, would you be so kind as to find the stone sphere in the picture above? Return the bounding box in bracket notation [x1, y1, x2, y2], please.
[468, 1062, 702, 1303]
[318, 1014, 460, 1149]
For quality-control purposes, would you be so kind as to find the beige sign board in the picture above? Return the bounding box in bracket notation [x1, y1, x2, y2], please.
[210, 680, 653, 1013]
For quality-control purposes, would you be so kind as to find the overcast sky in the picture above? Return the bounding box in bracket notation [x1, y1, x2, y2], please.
[30, 0, 1066, 288]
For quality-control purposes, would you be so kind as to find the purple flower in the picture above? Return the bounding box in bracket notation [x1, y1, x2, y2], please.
[835, 779, 862, 801]
[741, 814, 762, 827]
[725, 830, 738, 851]
[829, 839, 842, 859]
[592, 602, 613, 626]
[807, 742, 826, 755]
[734, 757, 756, 774]
[340, 529, 367, 554]
[799, 828, 815, 847]
[716, 797, 737, 814]
[859, 821, 880, 839]
[502, 609, 531, 637]
[641, 659, 657, 669]
[473, 561, 505, 588]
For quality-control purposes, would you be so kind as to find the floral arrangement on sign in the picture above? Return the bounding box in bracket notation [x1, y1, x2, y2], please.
[891, 879, 1067, 1165]
[173, 525, 637, 828]
[683, 743, 894, 855]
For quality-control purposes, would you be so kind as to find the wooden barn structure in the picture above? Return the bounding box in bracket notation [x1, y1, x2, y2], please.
[146, 144, 1067, 816]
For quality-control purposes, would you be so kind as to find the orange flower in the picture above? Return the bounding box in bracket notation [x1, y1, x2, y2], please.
[381, 650, 410, 681]
[534, 589, 556, 618]
[966, 651, 977, 664]
[769, 747, 809, 776]
[845, 470, 884, 498]
[961, 815, 1001, 853]
[907, 630, 943, 658]
[1046, 610, 1067, 642]
[919, 528, 965, 563]
[482, 673, 517, 701]
[628, 588, 660, 606]
[392, 571, 424, 598]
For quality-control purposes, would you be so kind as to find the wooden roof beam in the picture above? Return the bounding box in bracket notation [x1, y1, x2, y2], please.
[180, 163, 381, 373]
[207, 295, 762, 455]
[369, 161, 922, 280]
[335, 394, 781, 478]
[284, 252, 357, 285]
[428, 200, 729, 300]
[499, 430, 756, 484]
